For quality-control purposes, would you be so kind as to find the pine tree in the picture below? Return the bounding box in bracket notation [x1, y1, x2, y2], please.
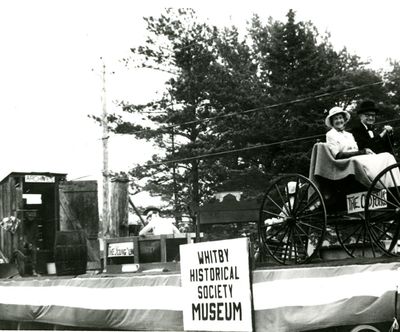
[98, 9, 387, 227]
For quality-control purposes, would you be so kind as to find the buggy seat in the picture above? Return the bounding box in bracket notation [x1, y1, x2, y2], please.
[309, 142, 373, 189]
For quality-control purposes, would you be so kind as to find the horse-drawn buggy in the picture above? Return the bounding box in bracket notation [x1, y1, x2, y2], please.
[258, 142, 400, 265]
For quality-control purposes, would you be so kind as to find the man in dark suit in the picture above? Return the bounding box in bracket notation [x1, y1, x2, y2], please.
[351, 99, 394, 154]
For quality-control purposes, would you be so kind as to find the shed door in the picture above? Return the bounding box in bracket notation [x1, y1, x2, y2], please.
[59, 181, 100, 265]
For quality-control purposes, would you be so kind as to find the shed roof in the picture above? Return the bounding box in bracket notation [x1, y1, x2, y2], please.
[0, 171, 67, 184]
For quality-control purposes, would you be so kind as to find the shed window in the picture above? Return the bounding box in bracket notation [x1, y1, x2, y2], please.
[23, 194, 42, 205]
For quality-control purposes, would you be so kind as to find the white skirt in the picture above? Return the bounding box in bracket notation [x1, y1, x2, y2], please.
[352, 152, 400, 188]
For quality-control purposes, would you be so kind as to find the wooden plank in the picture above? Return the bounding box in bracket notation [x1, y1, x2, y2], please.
[0, 228, 4, 258]
[60, 190, 100, 261]
[14, 179, 23, 249]
[0, 183, 3, 218]
[4, 179, 12, 259]
[54, 178, 61, 232]
[160, 235, 167, 263]
[110, 178, 129, 238]
[59, 181, 99, 238]
[103, 238, 108, 271]
[129, 198, 146, 226]
[0, 183, 4, 258]
[133, 237, 140, 264]
[59, 191, 83, 231]
[0, 247, 8, 263]
[59, 181, 97, 192]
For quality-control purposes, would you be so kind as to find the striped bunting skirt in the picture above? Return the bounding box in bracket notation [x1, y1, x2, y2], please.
[252, 262, 400, 331]
[0, 262, 400, 330]
[0, 273, 183, 330]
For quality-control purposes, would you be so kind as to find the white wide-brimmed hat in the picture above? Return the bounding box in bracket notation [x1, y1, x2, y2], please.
[325, 106, 351, 128]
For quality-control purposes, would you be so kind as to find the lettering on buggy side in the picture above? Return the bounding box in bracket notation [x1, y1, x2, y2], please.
[346, 189, 387, 214]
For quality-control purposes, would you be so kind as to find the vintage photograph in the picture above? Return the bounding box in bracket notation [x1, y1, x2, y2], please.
[1, 1, 400, 331]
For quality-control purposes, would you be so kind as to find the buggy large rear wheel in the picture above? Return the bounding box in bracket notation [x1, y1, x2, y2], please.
[258, 174, 327, 265]
[365, 162, 400, 256]
[335, 213, 388, 258]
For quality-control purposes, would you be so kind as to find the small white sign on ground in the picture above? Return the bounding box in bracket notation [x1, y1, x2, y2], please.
[180, 237, 253, 332]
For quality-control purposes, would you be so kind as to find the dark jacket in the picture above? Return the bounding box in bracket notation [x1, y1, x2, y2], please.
[351, 122, 392, 154]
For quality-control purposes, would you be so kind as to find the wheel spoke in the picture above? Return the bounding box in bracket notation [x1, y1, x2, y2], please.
[368, 225, 387, 252]
[370, 222, 395, 242]
[349, 229, 364, 256]
[293, 183, 310, 214]
[267, 194, 288, 216]
[275, 184, 290, 215]
[261, 209, 284, 219]
[271, 225, 290, 257]
[368, 217, 400, 255]
[294, 226, 309, 258]
[297, 211, 324, 219]
[339, 223, 364, 244]
[368, 209, 396, 222]
[298, 220, 323, 231]
[370, 190, 400, 209]
[266, 225, 286, 241]
[389, 168, 400, 195]
[263, 220, 286, 228]
[295, 223, 309, 237]
[297, 195, 320, 215]
[369, 237, 377, 257]
[290, 229, 299, 262]
[364, 226, 378, 257]
[282, 227, 292, 263]
[376, 178, 400, 207]
[291, 179, 302, 213]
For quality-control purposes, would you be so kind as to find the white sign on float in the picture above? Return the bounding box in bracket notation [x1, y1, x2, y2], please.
[180, 237, 253, 332]
[25, 174, 55, 183]
[107, 242, 134, 257]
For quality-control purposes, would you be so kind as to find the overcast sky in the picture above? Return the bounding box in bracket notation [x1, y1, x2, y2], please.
[0, 0, 399, 186]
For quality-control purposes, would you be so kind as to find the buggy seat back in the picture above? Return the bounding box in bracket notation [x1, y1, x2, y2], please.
[309, 143, 373, 189]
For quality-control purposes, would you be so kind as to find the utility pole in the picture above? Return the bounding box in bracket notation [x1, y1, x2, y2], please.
[171, 128, 180, 224]
[101, 59, 110, 238]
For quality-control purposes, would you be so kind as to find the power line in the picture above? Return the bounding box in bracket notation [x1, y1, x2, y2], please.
[146, 119, 400, 167]
[70, 175, 94, 181]
[147, 133, 324, 167]
[125, 80, 384, 136]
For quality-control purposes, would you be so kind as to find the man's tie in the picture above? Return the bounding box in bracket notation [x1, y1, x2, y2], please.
[367, 125, 374, 138]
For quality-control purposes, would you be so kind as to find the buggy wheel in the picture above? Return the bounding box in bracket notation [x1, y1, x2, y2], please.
[365, 162, 400, 256]
[258, 174, 327, 265]
[335, 214, 387, 258]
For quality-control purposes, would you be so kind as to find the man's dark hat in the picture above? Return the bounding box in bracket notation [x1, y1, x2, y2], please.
[143, 206, 161, 215]
[357, 100, 379, 114]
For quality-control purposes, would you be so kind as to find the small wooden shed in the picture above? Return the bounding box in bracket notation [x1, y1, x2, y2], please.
[0, 172, 100, 274]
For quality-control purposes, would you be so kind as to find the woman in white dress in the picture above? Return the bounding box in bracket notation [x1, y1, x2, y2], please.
[325, 106, 399, 187]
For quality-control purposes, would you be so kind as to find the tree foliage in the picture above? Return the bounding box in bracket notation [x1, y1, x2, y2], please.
[101, 8, 398, 225]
